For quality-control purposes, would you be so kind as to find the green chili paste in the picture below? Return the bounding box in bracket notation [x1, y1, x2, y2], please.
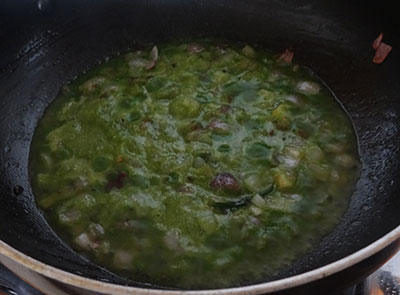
[30, 41, 360, 289]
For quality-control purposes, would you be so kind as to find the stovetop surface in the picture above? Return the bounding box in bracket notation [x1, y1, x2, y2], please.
[1, 251, 400, 295]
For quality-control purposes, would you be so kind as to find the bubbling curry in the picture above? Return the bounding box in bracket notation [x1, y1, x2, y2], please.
[30, 41, 359, 289]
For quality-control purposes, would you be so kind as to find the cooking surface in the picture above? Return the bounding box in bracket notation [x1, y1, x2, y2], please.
[2, 251, 400, 295]
[1, 0, 400, 293]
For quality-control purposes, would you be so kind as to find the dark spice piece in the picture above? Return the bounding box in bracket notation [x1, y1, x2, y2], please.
[106, 171, 127, 191]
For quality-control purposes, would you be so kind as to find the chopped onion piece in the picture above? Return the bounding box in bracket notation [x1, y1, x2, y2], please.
[290, 194, 302, 201]
[59, 209, 81, 223]
[149, 46, 158, 61]
[187, 43, 204, 53]
[285, 94, 304, 107]
[74, 232, 92, 250]
[128, 46, 159, 70]
[207, 119, 230, 134]
[244, 174, 264, 192]
[88, 223, 105, 239]
[250, 206, 263, 216]
[164, 230, 180, 250]
[129, 58, 148, 68]
[280, 155, 300, 168]
[248, 216, 260, 225]
[297, 81, 321, 95]
[252, 194, 266, 208]
[146, 46, 159, 70]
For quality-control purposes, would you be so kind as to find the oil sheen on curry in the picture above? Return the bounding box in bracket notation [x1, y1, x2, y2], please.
[30, 41, 360, 289]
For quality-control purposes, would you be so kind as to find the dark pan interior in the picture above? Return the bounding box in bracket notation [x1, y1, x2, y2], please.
[1, 0, 400, 290]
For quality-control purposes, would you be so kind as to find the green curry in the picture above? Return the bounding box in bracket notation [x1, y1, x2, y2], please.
[30, 41, 359, 289]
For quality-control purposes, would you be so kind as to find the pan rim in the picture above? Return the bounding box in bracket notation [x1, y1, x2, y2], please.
[1, 225, 400, 294]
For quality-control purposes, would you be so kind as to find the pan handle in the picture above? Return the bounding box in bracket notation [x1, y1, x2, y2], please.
[377, 270, 400, 295]
[0, 263, 43, 295]
[0, 280, 17, 295]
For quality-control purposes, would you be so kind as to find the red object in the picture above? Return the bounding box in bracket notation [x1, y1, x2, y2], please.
[373, 42, 392, 64]
[372, 33, 384, 50]
[278, 48, 294, 63]
[210, 173, 240, 191]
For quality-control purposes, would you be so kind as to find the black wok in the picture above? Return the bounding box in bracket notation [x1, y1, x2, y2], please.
[0, 0, 400, 294]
